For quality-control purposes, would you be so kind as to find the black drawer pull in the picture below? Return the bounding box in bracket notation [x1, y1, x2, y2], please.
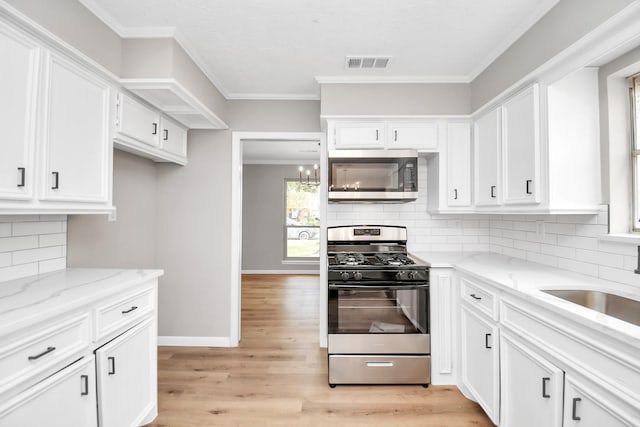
[470, 293, 482, 300]
[375, 129, 379, 141]
[572, 397, 581, 420]
[28, 346, 56, 360]
[490, 185, 496, 198]
[51, 171, 59, 190]
[17, 167, 25, 187]
[394, 130, 398, 141]
[163, 129, 169, 141]
[542, 377, 550, 398]
[121, 305, 138, 314]
[526, 179, 533, 195]
[81, 374, 89, 396]
[108, 356, 116, 375]
[152, 122, 158, 135]
[484, 333, 492, 349]
[454, 189, 458, 200]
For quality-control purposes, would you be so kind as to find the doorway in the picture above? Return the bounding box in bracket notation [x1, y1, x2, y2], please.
[230, 132, 327, 347]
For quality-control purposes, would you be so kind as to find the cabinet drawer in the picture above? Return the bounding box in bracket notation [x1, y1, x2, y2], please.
[0, 314, 90, 395]
[328, 355, 430, 385]
[460, 277, 498, 320]
[94, 286, 155, 341]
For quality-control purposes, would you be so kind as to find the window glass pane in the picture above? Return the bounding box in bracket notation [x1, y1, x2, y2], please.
[285, 180, 319, 258]
[634, 155, 640, 231]
[635, 77, 640, 150]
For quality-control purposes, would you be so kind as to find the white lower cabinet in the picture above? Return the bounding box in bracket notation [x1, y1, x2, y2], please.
[0, 356, 97, 427]
[460, 304, 499, 424]
[563, 376, 631, 427]
[500, 331, 563, 427]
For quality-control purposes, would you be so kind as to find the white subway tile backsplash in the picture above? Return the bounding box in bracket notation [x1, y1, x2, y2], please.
[597, 240, 639, 256]
[575, 249, 625, 269]
[557, 258, 599, 277]
[598, 266, 640, 287]
[0, 217, 67, 282]
[514, 240, 541, 253]
[526, 252, 558, 268]
[575, 224, 607, 238]
[545, 223, 576, 236]
[0, 223, 10, 237]
[557, 235, 599, 251]
[540, 244, 575, 259]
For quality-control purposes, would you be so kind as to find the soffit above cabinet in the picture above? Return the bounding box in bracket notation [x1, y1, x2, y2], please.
[120, 78, 228, 130]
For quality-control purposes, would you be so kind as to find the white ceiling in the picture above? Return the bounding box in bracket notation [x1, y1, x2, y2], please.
[80, 0, 559, 100]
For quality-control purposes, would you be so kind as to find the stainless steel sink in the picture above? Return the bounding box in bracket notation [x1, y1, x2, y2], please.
[541, 290, 640, 327]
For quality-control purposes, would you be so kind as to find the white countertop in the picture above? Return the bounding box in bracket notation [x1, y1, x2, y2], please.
[0, 268, 163, 335]
[413, 251, 640, 344]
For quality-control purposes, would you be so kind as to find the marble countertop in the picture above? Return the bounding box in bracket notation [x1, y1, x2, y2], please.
[413, 251, 640, 344]
[0, 268, 163, 335]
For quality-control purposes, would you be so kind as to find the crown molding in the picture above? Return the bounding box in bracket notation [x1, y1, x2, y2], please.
[226, 92, 320, 101]
[315, 75, 471, 84]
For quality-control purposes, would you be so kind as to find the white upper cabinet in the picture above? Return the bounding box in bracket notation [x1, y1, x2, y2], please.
[474, 107, 501, 206]
[446, 123, 472, 207]
[333, 121, 385, 148]
[115, 93, 160, 148]
[0, 22, 39, 201]
[39, 52, 112, 204]
[114, 92, 188, 165]
[329, 119, 439, 152]
[387, 122, 438, 151]
[502, 85, 540, 205]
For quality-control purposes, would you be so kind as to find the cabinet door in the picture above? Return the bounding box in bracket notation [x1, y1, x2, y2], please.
[563, 376, 632, 427]
[502, 85, 540, 205]
[446, 123, 471, 207]
[460, 305, 499, 424]
[429, 269, 455, 385]
[96, 318, 156, 427]
[500, 331, 564, 427]
[334, 122, 385, 148]
[160, 117, 187, 159]
[388, 122, 438, 151]
[474, 107, 501, 206]
[116, 93, 160, 147]
[0, 356, 97, 427]
[0, 23, 39, 201]
[40, 52, 111, 203]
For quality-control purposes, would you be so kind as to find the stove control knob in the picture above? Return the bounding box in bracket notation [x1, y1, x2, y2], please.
[340, 272, 350, 280]
[353, 272, 363, 280]
[396, 271, 405, 280]
[408, 271, 418, 280]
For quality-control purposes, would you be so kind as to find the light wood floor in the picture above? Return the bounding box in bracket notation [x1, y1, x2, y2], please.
[149, 274, 493, 426]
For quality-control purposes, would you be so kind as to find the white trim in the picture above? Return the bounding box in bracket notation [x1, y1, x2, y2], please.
[241, 270, 320, 275]
[157, 336, 233, 347]
[320, 114, 473, 120]
[227, 92, 320, 101]
[315, 75, 471, 84]
[598, 234, 640, 244]
[243, 159, 321, 165]
[232, 131, 325, 350]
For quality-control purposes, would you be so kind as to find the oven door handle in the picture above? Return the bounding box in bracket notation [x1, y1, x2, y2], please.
[329, 283, 429, 290]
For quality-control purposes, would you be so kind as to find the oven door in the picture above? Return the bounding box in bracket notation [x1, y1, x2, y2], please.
[328, 282, 429, 335]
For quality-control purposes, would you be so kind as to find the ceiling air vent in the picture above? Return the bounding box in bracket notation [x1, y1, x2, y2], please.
[346, 56, 391, 69]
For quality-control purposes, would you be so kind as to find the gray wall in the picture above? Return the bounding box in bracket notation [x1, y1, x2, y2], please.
[5, 0, 122, 75]
[228, 100, 321, 131]
[320, 83, 471, 116]
[470, 0, 635, 110]
[242, 164, 319, 271]
[68, 150, 157, 268]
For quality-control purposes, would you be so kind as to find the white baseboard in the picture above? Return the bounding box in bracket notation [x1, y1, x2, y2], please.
[157, 336, 234, 347]
[241, 269, 320, 275]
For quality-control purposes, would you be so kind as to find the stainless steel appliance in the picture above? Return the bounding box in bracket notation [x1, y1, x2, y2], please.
[327, 225, 430, 386]
[328, 149, 419, 202]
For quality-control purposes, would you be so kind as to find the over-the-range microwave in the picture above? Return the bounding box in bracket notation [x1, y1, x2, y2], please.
[328, 149, 419, 203]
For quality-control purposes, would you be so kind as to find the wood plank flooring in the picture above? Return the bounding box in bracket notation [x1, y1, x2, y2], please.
[149, 274, 493, 426]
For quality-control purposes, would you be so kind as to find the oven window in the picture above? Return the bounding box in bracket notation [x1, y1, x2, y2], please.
[328, 287, 428, 334]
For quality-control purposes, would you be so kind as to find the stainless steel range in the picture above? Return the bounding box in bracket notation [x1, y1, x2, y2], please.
[327, 225, 430, 387]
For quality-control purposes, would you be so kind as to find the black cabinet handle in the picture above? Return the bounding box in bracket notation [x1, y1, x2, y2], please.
[454, 189, 458, 200]
[484, 333, 492, 349]
[108, 356, 116, 375]
[394, 130, 398, 141]
[470, 293, 482, 300]
[163, 129, 169, 141]
[121, 305, 138, 314]
[28, 346, 56, 360]
[80, 375, 89, 396]
[526, 179, 533, 195]
[17, 167, 25, 187]
[542, 377, 550, 398]
[152, 122, 158, 135]
[375, 129, 379, 141]
[490, 185, 496, 198]
[51, 171, 59, 190]
[572, 397, 581, 420]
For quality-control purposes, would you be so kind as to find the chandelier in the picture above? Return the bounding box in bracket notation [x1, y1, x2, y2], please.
[298, 164, 319, 187]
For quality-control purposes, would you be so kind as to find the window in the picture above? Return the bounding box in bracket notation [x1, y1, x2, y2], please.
[284, 180, 320, 259]
[632, 74, 640, 231]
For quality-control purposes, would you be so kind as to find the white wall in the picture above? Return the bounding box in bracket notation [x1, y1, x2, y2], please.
[0, 216, 67, 282]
